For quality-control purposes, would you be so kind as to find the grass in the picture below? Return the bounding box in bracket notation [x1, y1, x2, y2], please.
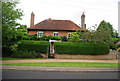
[3, 62, 119, 68]
[0, 57, 44, 60]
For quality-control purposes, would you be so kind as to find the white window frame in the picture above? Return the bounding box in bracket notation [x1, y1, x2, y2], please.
[37, 31, 44, 37]
[53, 32, 59, 36]
[68, 33, 72, 37]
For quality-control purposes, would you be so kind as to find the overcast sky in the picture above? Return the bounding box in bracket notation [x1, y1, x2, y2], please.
[17, 0, 119, 31]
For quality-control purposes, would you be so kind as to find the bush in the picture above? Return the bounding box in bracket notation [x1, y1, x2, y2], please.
[11, 50, 43, 58]
[55, 42, 110, 55]
[23, 35, 68, 41]
[117, 48, 120, 52]
[111, 37, 120, 44]
[23, 34, 37, 40]
[18, 40, 49, 53]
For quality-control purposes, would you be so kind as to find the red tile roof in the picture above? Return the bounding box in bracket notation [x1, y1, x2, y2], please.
[28, 19, 83, 31]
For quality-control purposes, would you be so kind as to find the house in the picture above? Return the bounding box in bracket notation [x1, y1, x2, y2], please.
[27, 12, 86, 38]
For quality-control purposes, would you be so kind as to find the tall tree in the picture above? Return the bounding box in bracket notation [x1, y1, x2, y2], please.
[96, 20, 112, 44]
[2, 0, 23, 56]
[107, 22, 114, 37]
[97, 20, 110, 32]
[97, 20, 118, 37]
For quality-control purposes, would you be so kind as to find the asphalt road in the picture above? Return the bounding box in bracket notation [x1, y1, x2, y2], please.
[2, 70, 119, 79]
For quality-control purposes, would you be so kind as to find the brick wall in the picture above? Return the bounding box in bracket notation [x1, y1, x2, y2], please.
[29, 31, 72, 37]
[42, 51, 119, 60]
[29, 31, 37, 35]
[54, 51, 118, 60]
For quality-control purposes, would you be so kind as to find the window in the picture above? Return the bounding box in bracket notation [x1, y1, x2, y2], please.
[53, 32, 59, 36]
[68, 33, 71, 37]
[37, 32, 44, 37]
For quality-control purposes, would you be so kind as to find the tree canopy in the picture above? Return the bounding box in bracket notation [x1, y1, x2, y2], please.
[69, 20, 113, 44]
[2, 1, 23, 56]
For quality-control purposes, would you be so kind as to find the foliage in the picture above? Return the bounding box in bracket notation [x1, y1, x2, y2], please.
[11, 50, 43, 58]
[117, 48, 120, 52]
[55, 42, 110, 55]
[111, 38, 120, 44]
[107, 22, 118, 37]
[69, 20, 118, 50]
[68, 32, 82, 42]
[69, 30, 112, 44]
[16, 24, 29, 40]
[23, 35, 68, 41]
[17, 40, 49, 53]
[109, 38, 120, 50]
[2, 1, 23, 56]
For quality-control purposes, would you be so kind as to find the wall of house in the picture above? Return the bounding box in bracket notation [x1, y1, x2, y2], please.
[29, 31, 72, 37]
[29, 31, 37, 35]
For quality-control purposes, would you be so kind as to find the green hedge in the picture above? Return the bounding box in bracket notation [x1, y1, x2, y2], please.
[18, 40, 50, 53]
[55, 42, 110, 55]
[11, 50, 43, 58]
[15, 40, 110, 56]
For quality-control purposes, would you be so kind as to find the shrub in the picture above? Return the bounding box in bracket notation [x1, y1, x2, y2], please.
[111, 37, 120, 44]
[117, 48, 120, 52]
[18, 40, 49, 53]
[11, 50, 43, 58]
[60, 36, 68, 41]
[55, 42, 110, 55]
[23, 35, 68, 41]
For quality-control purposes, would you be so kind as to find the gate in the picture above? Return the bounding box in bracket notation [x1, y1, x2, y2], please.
[48, 40, 61, 58]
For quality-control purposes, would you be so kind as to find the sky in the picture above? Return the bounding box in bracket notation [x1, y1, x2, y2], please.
[17, 0, 119, 31]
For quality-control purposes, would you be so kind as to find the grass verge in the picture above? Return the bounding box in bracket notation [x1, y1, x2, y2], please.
[3, 62, 119, 68]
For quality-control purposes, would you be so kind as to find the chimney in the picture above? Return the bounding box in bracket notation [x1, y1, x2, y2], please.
[81, 12, 86, 29]
[30, 12, 35, 28]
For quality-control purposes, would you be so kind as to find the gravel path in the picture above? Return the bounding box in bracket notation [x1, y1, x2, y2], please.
[1, 59, 118, 64]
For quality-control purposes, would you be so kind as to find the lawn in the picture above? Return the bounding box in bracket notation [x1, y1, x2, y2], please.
[3, 62, 119, 68]
[0, 57, 44, 60]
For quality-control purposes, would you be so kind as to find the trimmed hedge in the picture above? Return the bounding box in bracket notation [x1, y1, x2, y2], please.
[55, 42, 110, 55]
[15, 40, 110, 56]
[11, 50, 43, 58]
[18, 40, 50, 53]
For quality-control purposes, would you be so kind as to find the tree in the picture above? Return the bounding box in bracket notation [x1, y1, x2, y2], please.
[97, 20, 110, 32]
[2, 1, 23, 56]
[107, 22, 114, 37]
[69, 20, 112, 44]
[97, 20, 118, 37]
[96, 20, 112, 44]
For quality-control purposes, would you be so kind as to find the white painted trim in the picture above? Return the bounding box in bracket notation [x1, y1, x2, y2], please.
[37, 31, 44, 37]
[53, 32, 59, 36]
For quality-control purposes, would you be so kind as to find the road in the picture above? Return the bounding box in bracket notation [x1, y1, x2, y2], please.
[2, 70, 119, 79]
